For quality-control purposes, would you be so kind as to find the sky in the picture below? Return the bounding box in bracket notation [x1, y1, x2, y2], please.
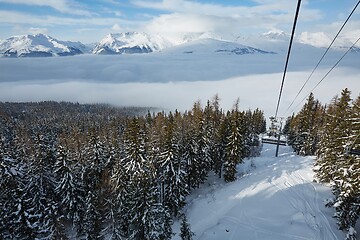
[0, 0, 359, 43]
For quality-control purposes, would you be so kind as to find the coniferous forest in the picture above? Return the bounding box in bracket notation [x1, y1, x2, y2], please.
[1, 89, 358, 240]
[285, 88, 360, 240]
[0, 97, 266, 239]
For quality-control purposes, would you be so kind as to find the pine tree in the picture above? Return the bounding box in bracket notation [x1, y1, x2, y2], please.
[187, 102, 210, 188]
[83, 191, 101, 240]
[224, 100, 245, 182]
[0, 133, 27, 239]
[316, 89, 352, 182]
[315, 96, 340, 182]
[158, 113, 189, 217]
[102, 140, 125, 240]
[180, 214, 195, 240]
[315, 89, 359, 239]
[22, 132, 63, 239]
[0, 129, 40, 239]
[81, 134, 111, 238]
[203, 96, 231, 174]
[122, 117, 174, 240]
[54, 144, 85, 235]
[215, 112, 231, 179]
[288, 93, 323, 156]
[247, 108, 266, 157]
[109, 144, 131, 239]
[332, 93, 360, 239]
[144, 202, 173, 240]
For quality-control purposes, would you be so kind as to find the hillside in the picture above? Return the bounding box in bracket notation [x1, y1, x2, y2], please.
[163, 38, 275, 55]
[172, 143, 346, 240]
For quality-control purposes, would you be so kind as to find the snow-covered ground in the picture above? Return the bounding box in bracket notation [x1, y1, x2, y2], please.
[172, 143, 345, 240]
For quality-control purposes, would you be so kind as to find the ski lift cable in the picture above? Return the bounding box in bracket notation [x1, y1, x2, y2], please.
[349, 132, 360, 149]
[345, 132, 360, 155]
[274, 0, 302, 119]
[284, 0, 360, 114]
[288, 36, 360, 114]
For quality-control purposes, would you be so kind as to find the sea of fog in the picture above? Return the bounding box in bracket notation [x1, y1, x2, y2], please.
[0, 49, 359, 118]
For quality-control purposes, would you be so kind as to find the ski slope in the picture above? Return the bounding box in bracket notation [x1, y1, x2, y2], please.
[173, 144, 345, 240]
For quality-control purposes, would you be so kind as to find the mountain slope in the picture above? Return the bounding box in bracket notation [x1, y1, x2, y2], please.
[92, 32, 172, 54]
[164, 38, 275, 55]
[172, 143, 344, 240]
[0, 34, 85, 57]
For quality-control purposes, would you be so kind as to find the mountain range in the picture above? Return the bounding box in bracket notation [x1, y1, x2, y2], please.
[0, 34, 88, 57]
[0, 31, 358, 58]
[92, 32, 172, 54]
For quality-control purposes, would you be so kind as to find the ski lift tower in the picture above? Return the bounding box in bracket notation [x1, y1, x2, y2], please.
[262, 117, 286, 157]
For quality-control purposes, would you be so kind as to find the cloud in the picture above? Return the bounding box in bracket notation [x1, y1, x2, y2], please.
[28, 27, 49, 35]
[0, 9, 143, 42]
[1, 68, 359, 117]
[11, 25, 49, 35]
[0, 10, 138, 27]
[0, 50, 359, 116]
[134, 0, 322, 38]
[111, 23, 122, 32]
[141, 12, 292, 40]
[316, 20, 360, 44]
[132, 0, 293, 16]
[0, 0, 93, 16]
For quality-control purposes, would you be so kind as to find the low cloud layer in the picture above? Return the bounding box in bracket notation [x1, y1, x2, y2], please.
[0, 51, 359, 117]
[1, 70, 359, 117]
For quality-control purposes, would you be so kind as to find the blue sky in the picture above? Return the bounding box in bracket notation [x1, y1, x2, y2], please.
[0, 0, 359, 43]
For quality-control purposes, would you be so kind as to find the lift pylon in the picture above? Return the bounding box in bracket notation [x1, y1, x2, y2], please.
[261, 117, 286, 157]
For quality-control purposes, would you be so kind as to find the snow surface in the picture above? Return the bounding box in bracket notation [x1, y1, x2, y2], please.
[172, 143, 345, 240]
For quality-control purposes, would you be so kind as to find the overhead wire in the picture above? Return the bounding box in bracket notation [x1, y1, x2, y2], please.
[284, 0, 360, 114]
[274, 0, 302, 119]
[288, 36, 360, 114]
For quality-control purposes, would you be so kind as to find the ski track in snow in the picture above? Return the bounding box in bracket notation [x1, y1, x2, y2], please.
[172, 144, 345, 240]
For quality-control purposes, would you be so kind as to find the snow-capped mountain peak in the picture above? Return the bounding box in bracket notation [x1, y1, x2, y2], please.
[0, 33, 85, 57]
[262, 30, 290, 41]
[92, 32, 173, 54]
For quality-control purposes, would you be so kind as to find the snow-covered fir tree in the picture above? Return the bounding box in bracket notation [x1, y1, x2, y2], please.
[224, 100, 245, 182]
[0, 132, 28, 239]
[158, 112, 189, 217]
[122, 117, 173, 239]
[54, 144, 85, 235]
[288, 93, 323, 156]
[180, 214, 195, 240]
[186, 102, 211, 188]
[21, 132, 65, 239]
[287, 89, 360, 240]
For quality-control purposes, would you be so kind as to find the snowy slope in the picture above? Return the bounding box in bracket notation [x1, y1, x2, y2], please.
[172, 143, 345, 240]
[92, 32, 173, 54]
[0, 34, 85, 57]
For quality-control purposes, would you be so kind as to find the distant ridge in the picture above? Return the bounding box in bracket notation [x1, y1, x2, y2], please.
[164, 38, 275, 55]
[1, 31, 358, 58]
[92, 32, 173, 55]
[0, 34, 86, 57]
